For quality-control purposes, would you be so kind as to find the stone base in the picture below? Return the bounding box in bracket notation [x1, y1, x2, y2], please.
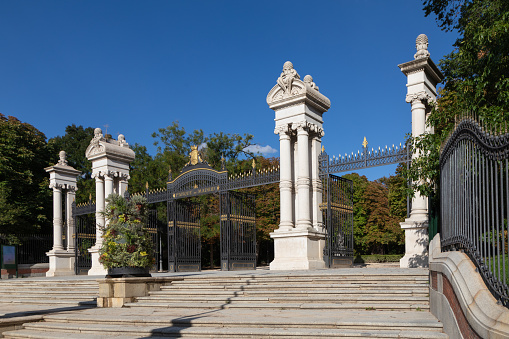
[269, 229, 326, 270]
[46, 250, 75, 277]
[97, 276, 184, 308]
[400, 218, 429, 268]
[88, 245, 107, 276]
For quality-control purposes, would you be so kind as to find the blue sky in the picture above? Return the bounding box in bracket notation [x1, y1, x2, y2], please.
[0, 1, 458, 180]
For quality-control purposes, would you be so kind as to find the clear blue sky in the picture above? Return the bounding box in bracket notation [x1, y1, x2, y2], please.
[0, 1, 457, 180]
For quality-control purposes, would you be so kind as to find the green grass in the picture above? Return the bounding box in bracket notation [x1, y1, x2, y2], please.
[354, 254, 404, 264]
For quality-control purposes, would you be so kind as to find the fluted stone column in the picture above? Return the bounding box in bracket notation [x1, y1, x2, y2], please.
[267, 62, 330, 270]
[52, 186, 64, 251]
[311, 134, 323, 233]
[398, 34, 444, 268]
[276, 127, 294, 231]
[296, 123, 312, 230]
[66, 189, 76, 252]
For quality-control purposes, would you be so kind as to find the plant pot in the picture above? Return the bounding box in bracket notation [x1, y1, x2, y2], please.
[106, 267, 151, 278]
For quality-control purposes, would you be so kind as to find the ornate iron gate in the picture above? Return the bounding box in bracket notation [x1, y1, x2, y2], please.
[322, 174, 354, 268]
[73, 201, 96, 275]
[220, 191, 256, 271]
[168, 199, 201, 272]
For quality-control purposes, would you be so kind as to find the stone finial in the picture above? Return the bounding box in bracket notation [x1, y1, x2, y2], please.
[277, 61, 300, 96]
[94, 128, 103, 139]
[414, 34, 430, 60]
[57, 150, 68, 166]
[303, 75, 319, 91]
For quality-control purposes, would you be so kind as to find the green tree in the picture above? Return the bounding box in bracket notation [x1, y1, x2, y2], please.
[411, 0, 509, 196]
[342, 173, 369, 255]
[48, 124, 95, 203]
[0, 114, 52, 236]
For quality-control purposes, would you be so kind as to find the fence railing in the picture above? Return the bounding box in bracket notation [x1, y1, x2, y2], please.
[440, 117, 509, 306]
[0, 234, 52, 265]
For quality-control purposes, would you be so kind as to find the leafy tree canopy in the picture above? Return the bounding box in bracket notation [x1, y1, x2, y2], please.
[0, 114, 52, 235]
[410, 0, 509, 196]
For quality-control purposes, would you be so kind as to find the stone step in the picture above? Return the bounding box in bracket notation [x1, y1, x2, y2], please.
[137, 295, 429, 303]
[0, 299, 96, 306]
[2, 327, 449, 339]
[161, 284, 429, 291]
[126, 301, 429, 310]
[157, 287, 428, 294]
[3, 307, 445, 338]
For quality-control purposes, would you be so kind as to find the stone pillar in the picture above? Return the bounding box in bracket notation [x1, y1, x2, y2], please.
[295, 123, 312, 230]
[52, 186, 64, 251]
[267, 62, 330, 270]
[45, 150, 80, 276]
[398, 34, 444, 268]
[88, 172, 107, 275]
[85, 129, 135, 275]
[66, 189, 76, 252]
[311, 134, 323, 233]
[276, 126, 294, 231]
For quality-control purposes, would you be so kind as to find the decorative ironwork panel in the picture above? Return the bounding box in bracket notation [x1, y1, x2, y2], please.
[224, 167, 280, 191]
[220, 191, 256, 271]
[74, 213, 96, 275]
[168, 199, 201, 272]
[322, 174, 354, 268]
[319, 143, 410, 175]
[440, 118, 509, 307]
[73, 201, 96, 216]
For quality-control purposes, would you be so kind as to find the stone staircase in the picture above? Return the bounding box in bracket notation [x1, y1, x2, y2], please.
[0, 278, 97, 307]
[2, 268, 449, 338]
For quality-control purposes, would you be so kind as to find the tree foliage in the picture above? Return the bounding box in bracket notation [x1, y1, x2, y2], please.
[0, 114, 52, 235]
[411, 0, 509, 196]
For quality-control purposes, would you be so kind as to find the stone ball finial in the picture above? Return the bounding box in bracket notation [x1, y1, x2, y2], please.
[414, 34, 430, 59]
[283, 61, 294, 70]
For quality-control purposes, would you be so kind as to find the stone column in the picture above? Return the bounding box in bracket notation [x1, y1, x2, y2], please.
[276, 126, 294, 231]
[52, 186, 64, 251]
[88, 172, 107, 275]
[295, 123, 312, 230]
[66, 189, 76, 252]
[311, 133, 323, 232]
[398, 34, 444, 268]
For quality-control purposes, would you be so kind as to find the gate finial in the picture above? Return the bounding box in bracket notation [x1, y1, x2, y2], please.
[362, 137, 368, 149]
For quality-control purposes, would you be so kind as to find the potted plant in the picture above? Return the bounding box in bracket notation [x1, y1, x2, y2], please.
[99, 193, 155, 278]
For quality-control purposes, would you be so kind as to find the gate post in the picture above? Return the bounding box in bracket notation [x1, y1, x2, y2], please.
[45, 151, 80, 276]
[85, 129, 135, 275]
[267, 62, 330, 270]
[398, 34, 444, 268]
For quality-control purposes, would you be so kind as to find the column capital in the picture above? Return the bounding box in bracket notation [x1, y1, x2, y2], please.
[274, 124, 291, 136]
[50, 183, 63, 191]
[406, 91, 433, 106]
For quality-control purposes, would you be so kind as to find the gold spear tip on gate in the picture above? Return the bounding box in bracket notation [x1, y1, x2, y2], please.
[321, 145, 325, 153]
[362, 137, 368, 148]
[252, 158, 256, 169]
[168, 165, 172, 174]
[146, 182, 149, 189]
[89, 193, 92, 201]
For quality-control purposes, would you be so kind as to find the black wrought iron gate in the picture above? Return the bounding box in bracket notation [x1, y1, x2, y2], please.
[73, 201, 96, 275]
[220, 191, 256, 270]
[168, 199, 201, 272]
[322, 174, 354, 268]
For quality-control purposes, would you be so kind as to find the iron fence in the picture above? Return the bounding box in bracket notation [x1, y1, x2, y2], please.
[0, 234, 52, 264]
[440, 117, 509, 307]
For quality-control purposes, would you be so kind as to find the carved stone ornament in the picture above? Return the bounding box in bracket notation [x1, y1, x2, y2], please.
[85, 127, 135, 162]
[303, 75, 319, 91]
[406, 91, 433, 106]
[274, 124, 291, 136]
[58, 150, 68, 166]
[277, 61, 300, 96]
[414, 34, 430, 60]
